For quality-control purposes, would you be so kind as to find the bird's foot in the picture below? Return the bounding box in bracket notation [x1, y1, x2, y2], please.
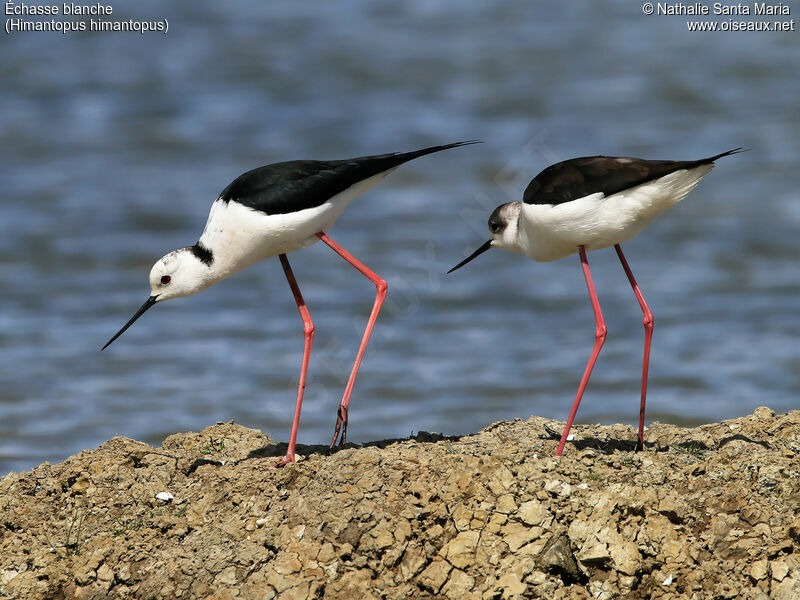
[269, 453, 295, 469]
[329, 405, 349, 449]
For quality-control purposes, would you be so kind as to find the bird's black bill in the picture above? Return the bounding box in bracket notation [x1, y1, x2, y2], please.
[102, 296, 158, 350]
[447, 240, 492, 274]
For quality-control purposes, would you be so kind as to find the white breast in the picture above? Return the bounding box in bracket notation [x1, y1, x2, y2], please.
[518, 164, 714, 262]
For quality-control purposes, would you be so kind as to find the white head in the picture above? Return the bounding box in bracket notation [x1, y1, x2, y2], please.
[147, 246, 216, 302]
[486, 202, 523, 253]
[103, 245, 215, 349]
[448, 202, 523, 273]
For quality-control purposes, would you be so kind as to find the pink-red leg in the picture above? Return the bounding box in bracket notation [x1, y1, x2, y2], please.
[316, 232, 387, 448]
[272, 253, 315, 468]
[615, 244, 653, 451]
[555, 246, 607, 456]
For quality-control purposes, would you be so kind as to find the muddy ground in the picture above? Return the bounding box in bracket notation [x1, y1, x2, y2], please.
[1, 406, 799, 599]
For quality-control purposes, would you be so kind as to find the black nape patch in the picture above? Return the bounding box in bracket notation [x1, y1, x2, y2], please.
[190, 243, 214, 266]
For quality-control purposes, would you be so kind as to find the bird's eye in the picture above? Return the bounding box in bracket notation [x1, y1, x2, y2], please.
[489, 222, 503, 234]
[161, 275, 171, 285]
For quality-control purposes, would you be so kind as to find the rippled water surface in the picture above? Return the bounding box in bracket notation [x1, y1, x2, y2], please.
[1, 1, 799, 473]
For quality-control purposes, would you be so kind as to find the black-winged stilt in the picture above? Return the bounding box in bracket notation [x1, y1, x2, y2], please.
[449, 148, 743, 455]
[103, 141, 477, 466]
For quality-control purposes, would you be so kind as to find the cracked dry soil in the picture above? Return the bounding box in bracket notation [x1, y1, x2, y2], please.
[1, 406, 800, 599]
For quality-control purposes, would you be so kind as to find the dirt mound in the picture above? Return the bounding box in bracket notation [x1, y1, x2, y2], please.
[1, 407, 799, 599]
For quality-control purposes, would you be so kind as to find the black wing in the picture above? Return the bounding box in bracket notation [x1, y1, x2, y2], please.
[219, 141, 479, 215]
[523, 148, 744, 206]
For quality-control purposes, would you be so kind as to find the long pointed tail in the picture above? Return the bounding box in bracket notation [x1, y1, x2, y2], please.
[705, 147, 748, 163]
[371, 140, 482, 169]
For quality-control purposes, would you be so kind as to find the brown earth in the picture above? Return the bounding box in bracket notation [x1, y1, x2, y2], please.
[1, 406, 799, 600]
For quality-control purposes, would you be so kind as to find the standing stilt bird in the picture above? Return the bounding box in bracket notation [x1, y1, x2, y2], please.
[103, 141, 477, 466]
[449, 148, 743, 455]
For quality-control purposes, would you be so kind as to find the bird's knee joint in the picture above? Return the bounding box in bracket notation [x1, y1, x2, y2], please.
[375, 279, 388, 296]
[643, 313, 654, 328]
[304, 322, 315, 336]
[595, 324, 607, 341]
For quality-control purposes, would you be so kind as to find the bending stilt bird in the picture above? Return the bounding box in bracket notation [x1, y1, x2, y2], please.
[449, 148, 743, 455]
[104, 141, 478, 466]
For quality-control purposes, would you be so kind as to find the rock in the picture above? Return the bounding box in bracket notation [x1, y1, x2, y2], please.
[484, 512, 507, 533]
[362, 521, 394, 553]
[418, 558, 451, 593]
[441, 531, 479, 569]
[215, 566, 237, 586]
[788, 516, 800, 541]
[517, 500, 549, 527]
[544, 480, 572, 497]
[576, 539, 611, 566]
[0, 568, 20, 588]
[496, 494, 517, 514]
[71, 474, 91, 494]
[771, 559, 789, 581]
[486, 464, 515, 495]
[501, 522, 537, 553]
[398, 542, 426, 582]
[541, 535, 580, 581]
[96, 564, 114, 583]
[773, 574, 800, 600]
[497, 571, 527, 598]
[749, 558, 769, 581]
[330, 569, 376, 600]
[271, 554, 302, 576]
[753, 406, 775, 420]
[658, 495, 683, 522]
[441, 568, 475, 599]
[609, 541, 640, 576]
[316, 543, 336, 564]
[567, 519, 594, 546]
[452, 505, 473, 531]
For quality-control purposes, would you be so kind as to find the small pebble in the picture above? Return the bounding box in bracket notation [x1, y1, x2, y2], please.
[155, 491, 174, 502]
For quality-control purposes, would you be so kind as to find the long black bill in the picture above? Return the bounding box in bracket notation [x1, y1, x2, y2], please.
[447, 240, 492, 274]
[102, 296, 158, 350]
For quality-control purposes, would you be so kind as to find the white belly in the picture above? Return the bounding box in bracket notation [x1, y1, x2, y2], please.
[518, 165, 713, 262]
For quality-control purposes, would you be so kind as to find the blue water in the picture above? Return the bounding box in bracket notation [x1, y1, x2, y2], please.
[1, 1, 799, 473]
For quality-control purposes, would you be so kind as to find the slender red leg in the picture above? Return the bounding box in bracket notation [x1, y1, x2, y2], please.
[315, 232, 387, 448]
[615, 244, 653, 451]
[272, 253, 315, 468]
[555, 246, 607, 456]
